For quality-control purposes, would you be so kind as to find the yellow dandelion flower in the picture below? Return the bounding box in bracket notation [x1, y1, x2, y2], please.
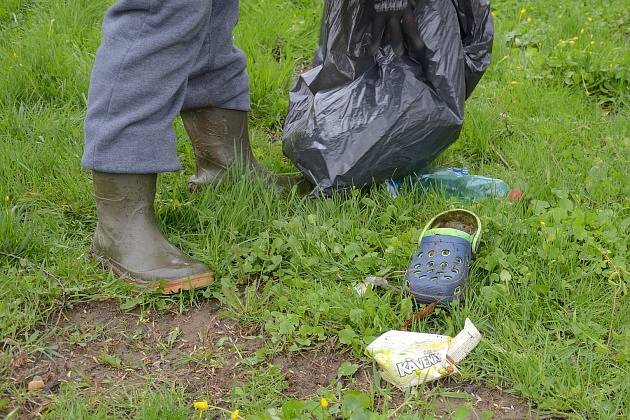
[231, 409, 240, 420]
[320, 397, 329, 409]
[580, 28, 585, 34]
[510, 81, 517, 85]
[568, 40, 576, 46]
[587, 16, 592, 22]
[193, 401, 209, 411]
[527, 17, 532, 23]
[519, 8, 526, 15]
[491, 11, 496, 17]
[590, 41, 595, 45]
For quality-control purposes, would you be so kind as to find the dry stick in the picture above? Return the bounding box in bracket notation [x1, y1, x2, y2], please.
[608, 275, 621, 347]
[601, 252, 628, 346]
[600, 250, 627, 346]
[401, 301, 438, 331]
[495, 148, 513, 170]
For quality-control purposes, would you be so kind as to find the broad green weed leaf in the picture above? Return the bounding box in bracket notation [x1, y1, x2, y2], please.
[339, 328, 358, 345]
[337, 361, 359, 377]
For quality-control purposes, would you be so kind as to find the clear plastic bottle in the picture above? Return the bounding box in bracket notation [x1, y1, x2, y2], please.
[386, 167, 511, 201]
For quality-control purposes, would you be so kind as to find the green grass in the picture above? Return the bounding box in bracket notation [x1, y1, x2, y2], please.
[1, 0, 629, 418]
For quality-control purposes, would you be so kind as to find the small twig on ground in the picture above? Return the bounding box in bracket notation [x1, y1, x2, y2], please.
[595, 248, 629, 346]
[494, 147, 513, 170]
[229, 338, 243, 360]
[600, 252, 628, 346]
[401, 301, 438, 331]
[608, 278, 621, 347]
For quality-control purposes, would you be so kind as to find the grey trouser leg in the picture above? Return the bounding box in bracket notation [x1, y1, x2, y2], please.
[82, 0, 250, 174]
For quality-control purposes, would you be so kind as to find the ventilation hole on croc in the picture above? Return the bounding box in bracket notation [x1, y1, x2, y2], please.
[418, 275, 427, 280]
[444, 275, 452, 281]
[414, 264, 422, 270]
[441, 249, 450, 256]
[431, 276, 439, 283]
[427, 261, 434, 268]
[452, 267, 459, 274]
[428, 250, 435, 257]
[428, 268, 434, 273]
[418, 252, 423, 258]
[441, 262, 448, 269]
[436, 272, 444, 277]
[454, 286, 462, 295]
[455, 257, 463, 264]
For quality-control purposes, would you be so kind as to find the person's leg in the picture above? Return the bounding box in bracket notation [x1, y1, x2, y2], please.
[83, 0, 213, 173]
[182, 0, 250, 112]
[83, 0, 215, 292]
[179, 0, 303, 190]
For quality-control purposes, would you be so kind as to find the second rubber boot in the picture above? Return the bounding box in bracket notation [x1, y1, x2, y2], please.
[181, 107, 305, 191]
[90, 172, 213, 294]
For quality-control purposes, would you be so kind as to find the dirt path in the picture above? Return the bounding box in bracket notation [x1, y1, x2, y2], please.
[8, 300, 533, 418]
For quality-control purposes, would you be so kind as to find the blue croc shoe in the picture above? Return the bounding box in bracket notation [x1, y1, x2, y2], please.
[405, 209, 481, 305]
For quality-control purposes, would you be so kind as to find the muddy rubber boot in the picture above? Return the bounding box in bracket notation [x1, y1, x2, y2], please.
[90, 172, 213, 294]
[181, 107, 306, 191]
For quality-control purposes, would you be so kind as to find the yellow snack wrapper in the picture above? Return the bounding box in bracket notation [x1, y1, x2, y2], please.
[365, 318, 481, 389]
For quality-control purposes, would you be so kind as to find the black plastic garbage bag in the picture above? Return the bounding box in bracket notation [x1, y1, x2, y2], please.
[282, 0, 493, 195]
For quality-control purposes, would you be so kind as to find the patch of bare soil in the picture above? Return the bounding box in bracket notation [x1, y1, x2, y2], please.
[272, 341, 362, 399]
[8, 300, 533, 419]
[432, 382, 534, 419]
[9, 299, 260, 417]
